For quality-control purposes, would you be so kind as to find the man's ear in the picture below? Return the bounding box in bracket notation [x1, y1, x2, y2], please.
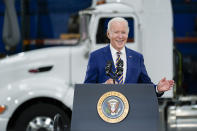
[107, 31, 110, 39]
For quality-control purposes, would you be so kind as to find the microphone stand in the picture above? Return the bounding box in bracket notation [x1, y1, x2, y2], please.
[105, 60, 123, 84]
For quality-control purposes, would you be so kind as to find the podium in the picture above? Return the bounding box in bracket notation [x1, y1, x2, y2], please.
[70, 84, 159, 131]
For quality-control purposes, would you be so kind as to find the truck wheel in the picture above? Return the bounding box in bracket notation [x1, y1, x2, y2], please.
[13, 103, 70, 131]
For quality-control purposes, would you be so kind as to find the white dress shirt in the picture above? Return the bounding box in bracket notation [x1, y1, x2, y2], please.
[110, 44, 127, 83]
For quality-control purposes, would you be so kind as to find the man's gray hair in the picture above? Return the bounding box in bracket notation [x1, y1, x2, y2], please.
[107, 17, 130, 33]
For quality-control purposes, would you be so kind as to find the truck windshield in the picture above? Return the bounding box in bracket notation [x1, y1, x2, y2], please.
[96, 17, 134, 44]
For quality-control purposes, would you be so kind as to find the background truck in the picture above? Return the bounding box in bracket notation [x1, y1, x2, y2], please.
[0, 0, 196, 131]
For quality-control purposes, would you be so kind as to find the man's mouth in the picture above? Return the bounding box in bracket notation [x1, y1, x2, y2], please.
[116, 40, 124, 44]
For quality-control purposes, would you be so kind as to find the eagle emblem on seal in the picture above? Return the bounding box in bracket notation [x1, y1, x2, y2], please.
[97, 91, 129, 123]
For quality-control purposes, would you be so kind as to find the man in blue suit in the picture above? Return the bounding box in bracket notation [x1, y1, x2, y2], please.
[84, 17, 174, 96]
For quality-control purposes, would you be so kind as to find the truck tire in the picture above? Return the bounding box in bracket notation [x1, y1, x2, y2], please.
[13, 103, 70, 131]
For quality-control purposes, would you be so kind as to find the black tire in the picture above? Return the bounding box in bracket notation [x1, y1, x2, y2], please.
[13, 103, 70, 131]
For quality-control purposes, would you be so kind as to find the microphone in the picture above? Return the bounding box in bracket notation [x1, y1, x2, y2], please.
[116, 59, 123, 76]
[105, 61, 112, 77]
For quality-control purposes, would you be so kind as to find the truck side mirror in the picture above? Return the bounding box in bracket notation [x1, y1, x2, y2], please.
[84, 37, 92, 59]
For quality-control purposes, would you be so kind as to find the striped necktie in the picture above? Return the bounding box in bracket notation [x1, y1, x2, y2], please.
[116, 52, 123, 84]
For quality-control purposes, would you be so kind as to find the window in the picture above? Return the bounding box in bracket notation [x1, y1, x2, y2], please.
[96, 17, 134, 44]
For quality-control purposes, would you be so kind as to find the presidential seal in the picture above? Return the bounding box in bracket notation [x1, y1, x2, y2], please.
[97, 91, 129, 123]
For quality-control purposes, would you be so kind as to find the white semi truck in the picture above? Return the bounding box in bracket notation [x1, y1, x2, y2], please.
[0, 0, 196, 131]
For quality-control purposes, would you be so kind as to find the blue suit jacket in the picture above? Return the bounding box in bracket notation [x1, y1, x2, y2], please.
[84, 45, 152, 84]
[84, 45, 163, 97]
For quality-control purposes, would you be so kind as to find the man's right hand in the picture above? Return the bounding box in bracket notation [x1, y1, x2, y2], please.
[105, 78, 118, 84]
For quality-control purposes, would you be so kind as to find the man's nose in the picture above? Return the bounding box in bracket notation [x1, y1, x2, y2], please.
[118, 33, 123, 38]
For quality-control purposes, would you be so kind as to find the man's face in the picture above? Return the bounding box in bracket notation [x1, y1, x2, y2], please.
[107, 21, 128, 51]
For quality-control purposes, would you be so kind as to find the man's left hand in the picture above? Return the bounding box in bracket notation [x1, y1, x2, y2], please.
[157, 77, 174, 93]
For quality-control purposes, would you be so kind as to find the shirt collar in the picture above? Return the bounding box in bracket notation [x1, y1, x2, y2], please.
[110, 44, 126, 56]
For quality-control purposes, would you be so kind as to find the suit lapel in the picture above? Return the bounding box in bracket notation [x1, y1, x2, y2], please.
[125, 47, 134, 83]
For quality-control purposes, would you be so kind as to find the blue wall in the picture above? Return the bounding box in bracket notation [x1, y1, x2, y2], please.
[0, 0, 92, 54]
